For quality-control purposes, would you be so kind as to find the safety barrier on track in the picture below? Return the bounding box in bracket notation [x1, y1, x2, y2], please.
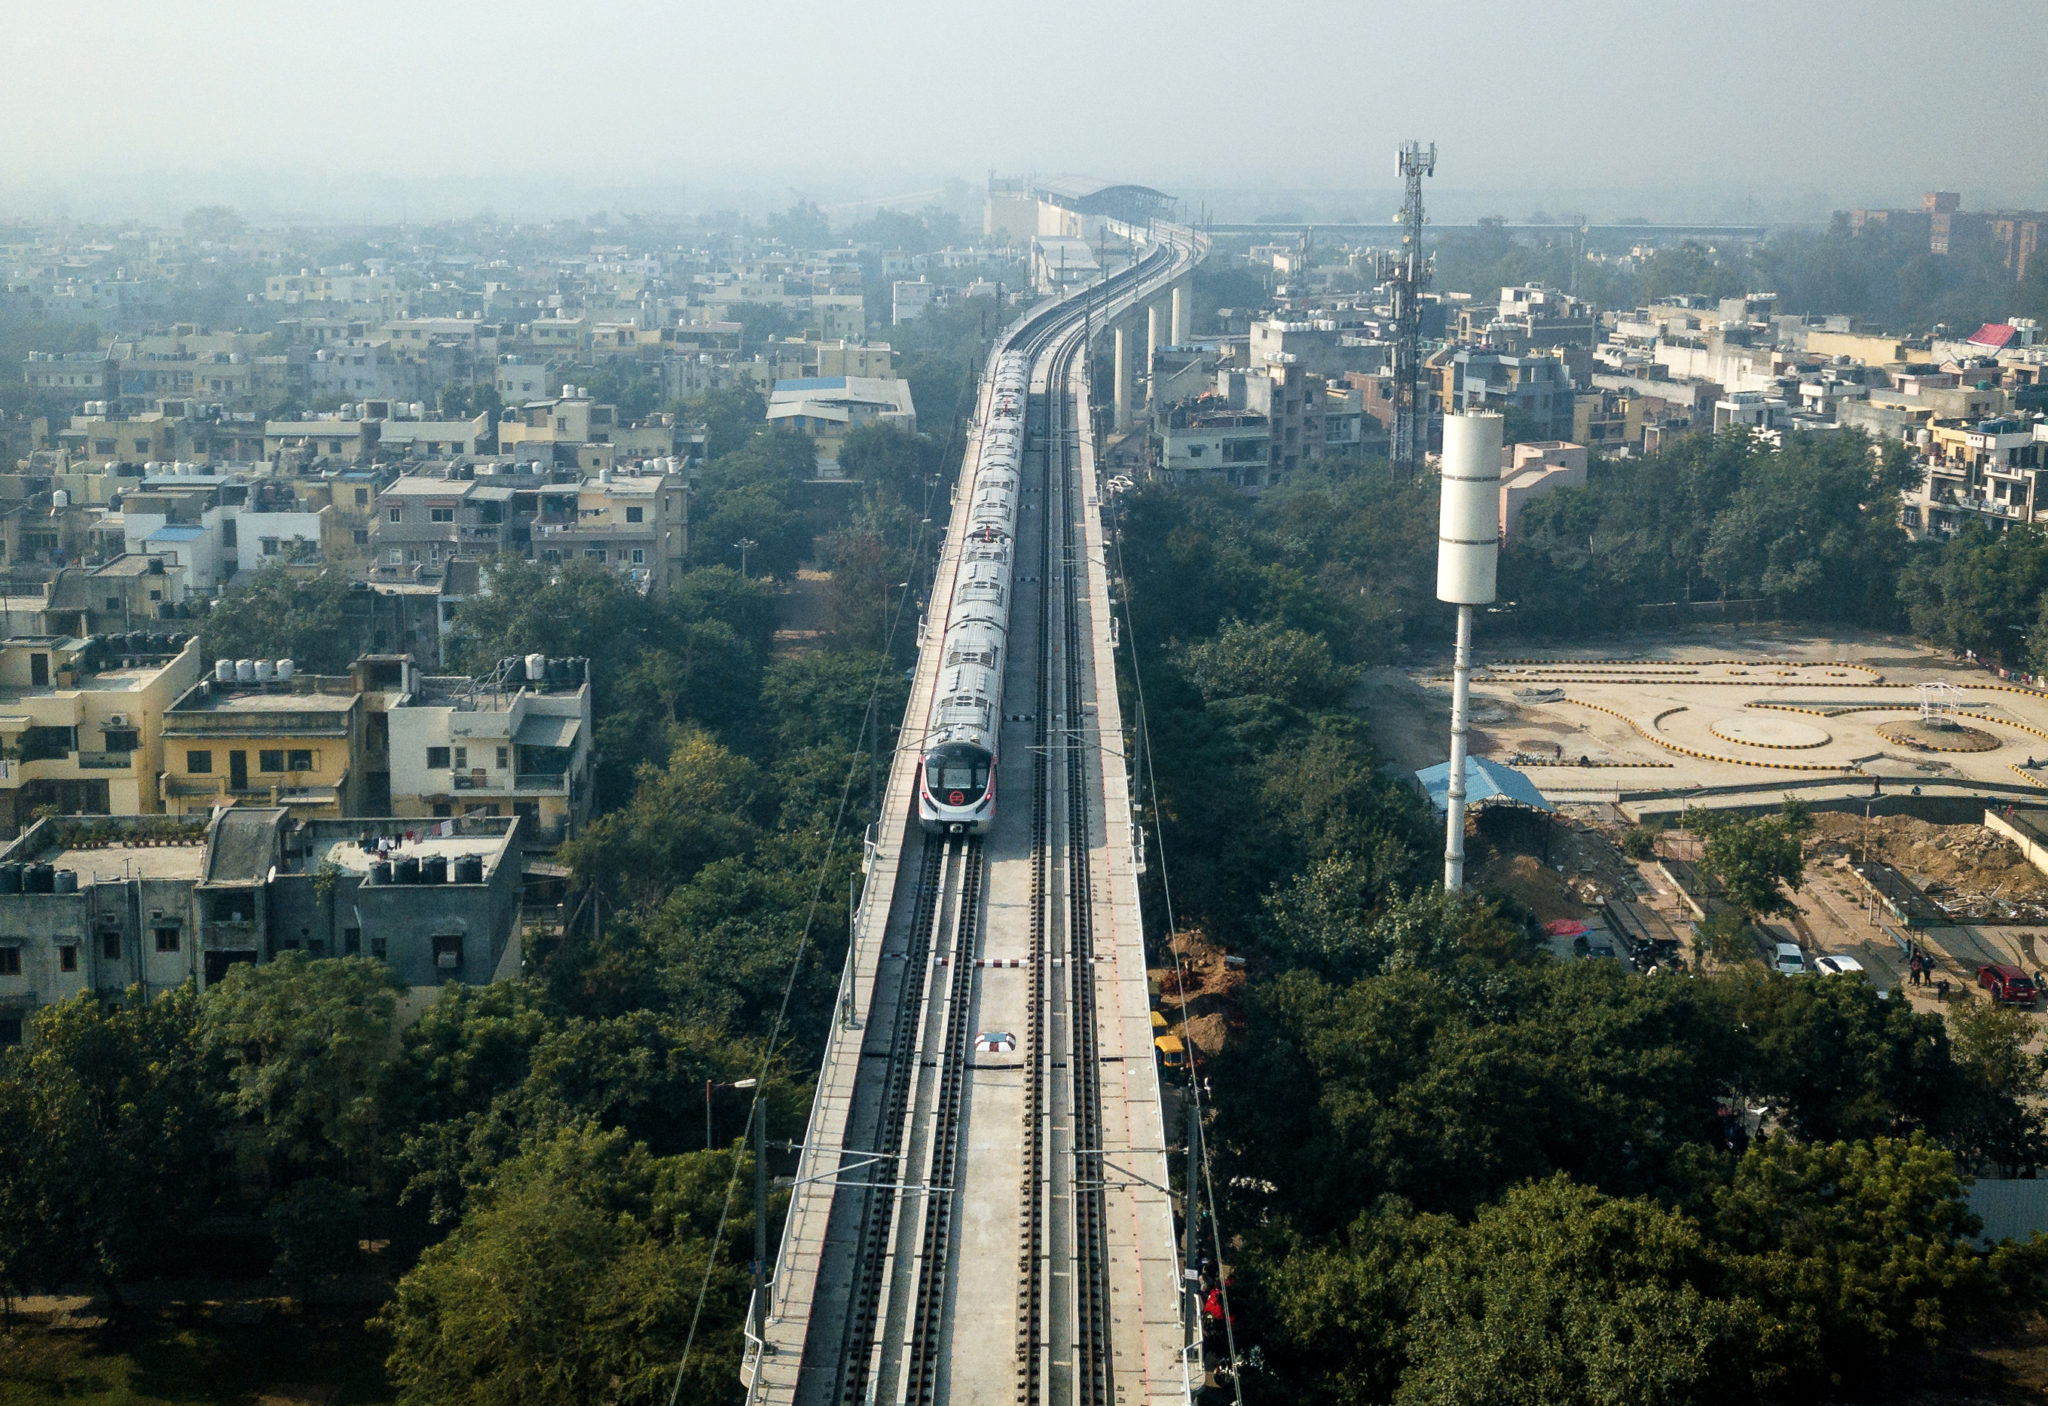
[2011, 764, 2048, 790]
[1563, 696, 1858, 772]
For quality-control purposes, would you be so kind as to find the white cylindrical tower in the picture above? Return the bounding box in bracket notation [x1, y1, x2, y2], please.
[1436, 411, 1504, 605]
[1436, 411, 1504, 892]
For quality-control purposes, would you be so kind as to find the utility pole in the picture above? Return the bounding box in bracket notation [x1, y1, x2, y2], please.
[734, 536, 757, 577]
[752, 1097, 770, 1338]
[1378, 141, 1436, 476]
[1183, 1093, 1203, 1349]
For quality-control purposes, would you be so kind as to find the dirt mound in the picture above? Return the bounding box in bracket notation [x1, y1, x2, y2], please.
[1809, 813, 2048, 904]
[1151, 930, 1247, 1055]
[1474, 853, 1591, 922]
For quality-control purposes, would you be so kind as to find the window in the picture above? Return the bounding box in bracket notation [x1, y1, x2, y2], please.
[354, 529, 369, 545]
[187, 749, 212, 774]
[432, 803, 451, 818]
[154, 926, 181, 953]
[288, 749, 313, 771]
[496, 747, 509, 770]
[433, 934, 464, 970]
[105, 595, 121, 612]
[259, 749, 285, 772]
[103, 728, 139, 754]
[631, 549, 645, 564]
[585, 548, 606, 561]
[148, 589, 161, 601]
[426, 746, 451, 769]
[102, 932, 121, 960]
[625, 505, 643, 523]
[429, 507, 454, 523]
[453, 747, 468, 770]
[0, 1016, 18, 1047]
[59, 944, 77, 972]
[343, 927, 361, 956]
[355, 488, 369, 506]
[370, 936, 388, 960]
[388, 507, 403, 522]
[0, 948, 18, 976]
[261, 537, 280, 556]
[30, 654, 48, 687]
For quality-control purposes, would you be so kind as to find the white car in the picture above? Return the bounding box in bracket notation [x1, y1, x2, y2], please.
[1814, 954, 1866, 977]
[1772, 942, 1807, 975]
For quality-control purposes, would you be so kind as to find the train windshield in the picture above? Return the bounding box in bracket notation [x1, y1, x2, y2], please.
[926, 746, 991, 804]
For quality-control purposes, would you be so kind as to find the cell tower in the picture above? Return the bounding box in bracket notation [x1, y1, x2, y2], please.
[1381, 140, 1435, 475]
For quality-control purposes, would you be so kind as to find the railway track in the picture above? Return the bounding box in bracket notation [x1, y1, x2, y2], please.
[795, 234, 1194, 1406]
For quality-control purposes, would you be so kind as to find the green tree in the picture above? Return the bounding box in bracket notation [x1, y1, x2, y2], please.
[561, 726, 762, 912]
[1182, 617, 1353, 708]
[1399, 1176, 1768, 1406]
[0, 987, 224, 1299]
[266, 1177, 363, 1311]
[1942, 999, 2048, 1176]
[1699, 1135, 2021, 1396]
[1684, 803, 1810, 920]
[199, 954, 401, 1178]
[379, 1125, 749, 1406]
[200, 563, 360, 673]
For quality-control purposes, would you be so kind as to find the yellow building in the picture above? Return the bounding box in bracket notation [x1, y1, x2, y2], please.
[160, 666, 368, 819]
[0, 634, 202, 833]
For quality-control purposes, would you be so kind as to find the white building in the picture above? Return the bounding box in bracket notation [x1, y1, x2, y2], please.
[386, 657, 593, 845]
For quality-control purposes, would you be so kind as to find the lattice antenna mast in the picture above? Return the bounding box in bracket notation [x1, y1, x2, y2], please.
[1380, 140, 1435, 475]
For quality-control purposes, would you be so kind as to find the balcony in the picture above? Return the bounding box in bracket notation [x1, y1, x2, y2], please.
[77, 750, 134, 770]
[514, 771, 568, 793]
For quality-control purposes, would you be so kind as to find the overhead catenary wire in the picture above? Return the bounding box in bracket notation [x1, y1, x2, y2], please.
[665, 405, 960, 1406]
[1104, 461, 1246, 1405]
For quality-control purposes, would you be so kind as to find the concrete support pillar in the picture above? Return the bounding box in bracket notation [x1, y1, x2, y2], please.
[1114, 319, 1137, 433]
[1171, 277, 1192, 346]
[1146, 300, 1168, 404]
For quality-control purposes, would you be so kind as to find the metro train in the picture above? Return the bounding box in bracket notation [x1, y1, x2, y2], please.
[919, 349, 1031, 833]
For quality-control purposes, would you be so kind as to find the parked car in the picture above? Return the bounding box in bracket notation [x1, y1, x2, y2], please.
[1814, 954, 1866, 977]
[1771, 942, 1807, 976]
[1978, 964, 2038, 1004]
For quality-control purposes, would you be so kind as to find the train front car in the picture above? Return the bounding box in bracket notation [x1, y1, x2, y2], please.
[919, 353, 1026, 833]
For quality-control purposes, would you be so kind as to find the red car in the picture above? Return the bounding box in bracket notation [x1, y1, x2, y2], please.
[1978, 964, 2038, 1005]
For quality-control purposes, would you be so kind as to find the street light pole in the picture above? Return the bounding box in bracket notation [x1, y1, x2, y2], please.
[705, 1076, 757, 1149]
[734, 537, 758, 577]
[752, 1097, 770, 1335]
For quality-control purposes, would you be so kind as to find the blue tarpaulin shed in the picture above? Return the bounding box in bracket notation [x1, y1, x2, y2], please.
[1415, 756, 1553, 814]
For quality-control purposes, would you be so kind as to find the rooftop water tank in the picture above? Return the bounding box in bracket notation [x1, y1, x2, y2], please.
[525, 653, 547, 683]
[254, 659, 274, 682]
[215, 658, 235, 682]
[52, 870, 77, 895]
[235, 659, 255, 683]
[275, 658, 295, 681]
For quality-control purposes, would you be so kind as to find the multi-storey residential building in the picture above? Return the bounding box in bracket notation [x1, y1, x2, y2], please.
[371, 470, 516, 573]
[387, 656, 592, 845]
[1156, 408, 1272, 490]
[0, 633, 201, 833]
[160, 665, 371, 819]
[1443, 349, 1577, 442]
[1908, 417, 2047, 534]
[529, 467, 690, 592]
[0, 808, 524, 1044]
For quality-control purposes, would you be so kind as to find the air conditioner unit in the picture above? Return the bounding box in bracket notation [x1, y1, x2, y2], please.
[106, 714, 129, 728]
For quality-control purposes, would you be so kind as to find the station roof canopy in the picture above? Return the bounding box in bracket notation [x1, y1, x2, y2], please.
[1415, 756, 1552, 814]
[1034, 179, 1176, 225]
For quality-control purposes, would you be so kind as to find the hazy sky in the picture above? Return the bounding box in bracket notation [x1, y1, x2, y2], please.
[4, 0, 2044, 221]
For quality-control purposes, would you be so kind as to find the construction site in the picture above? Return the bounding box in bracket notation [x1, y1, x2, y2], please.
[1362, 628, 2048, 1011]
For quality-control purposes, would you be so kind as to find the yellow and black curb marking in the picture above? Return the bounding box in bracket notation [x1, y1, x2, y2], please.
[2010, 764, 2048, 790]
[1708, 719, 1832, 750]
[1485, 657, 1883, 676]
[1563, 697, 1856, 772]
[1872, 720, 2000, 753]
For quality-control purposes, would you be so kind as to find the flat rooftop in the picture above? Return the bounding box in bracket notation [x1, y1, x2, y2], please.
[306, 832, 504, 877]
[172, 686, 356, 713]
[47, 841, 207, 882]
